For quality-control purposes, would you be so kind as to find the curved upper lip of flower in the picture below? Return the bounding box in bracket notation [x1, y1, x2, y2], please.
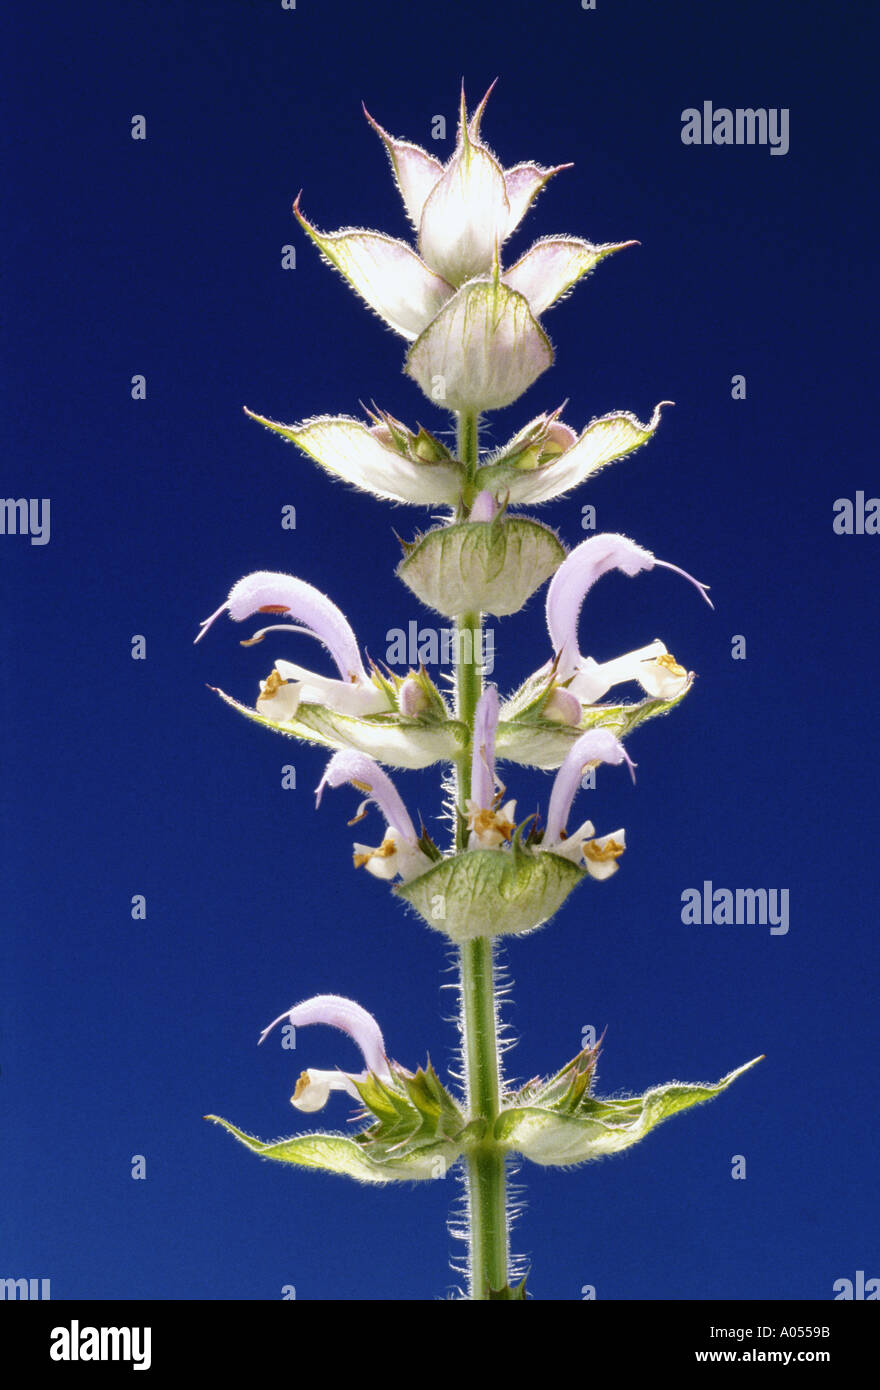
[471, 684, 501, 810]
[315, 748, 420, 844]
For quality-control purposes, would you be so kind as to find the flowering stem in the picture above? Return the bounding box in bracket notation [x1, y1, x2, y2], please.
[454, 410, 508, 1298]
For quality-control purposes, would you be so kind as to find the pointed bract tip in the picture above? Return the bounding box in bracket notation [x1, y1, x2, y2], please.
[469, 78, 499, 139]
[361, 103, 384, 139]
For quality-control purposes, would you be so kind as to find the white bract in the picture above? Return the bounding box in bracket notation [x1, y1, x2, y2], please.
[293, 85, 633, 412]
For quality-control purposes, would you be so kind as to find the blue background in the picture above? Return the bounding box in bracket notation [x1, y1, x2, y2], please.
[3, 0, 877, 1301]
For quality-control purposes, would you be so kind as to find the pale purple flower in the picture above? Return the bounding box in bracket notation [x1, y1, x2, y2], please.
[541, 729, 634, 879]
[398, 675, 430, 717]
[316, 749, 433, 882]
[544, 533, 712, 704]
[469, 489, 501, 522]
[542, 686, 582, 725]
[259, 994, 393, 1113]
[465, 685, 517, 847]
[196, 570, 390, 719]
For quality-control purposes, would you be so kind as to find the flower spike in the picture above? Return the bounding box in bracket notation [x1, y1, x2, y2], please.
[292, 83, 633, 410]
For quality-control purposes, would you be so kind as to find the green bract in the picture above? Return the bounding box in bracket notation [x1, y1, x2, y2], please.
[496, 680, 694, 770]
[206, 1118, 459, 1183]
[496, 1056, 764, 1166]
[207, 1062, 475, 1183]
[405, 276, 553, 412]
[394, 838, 586, 941]
[396, 515, 565, 617]
[211, 687, 466, 770]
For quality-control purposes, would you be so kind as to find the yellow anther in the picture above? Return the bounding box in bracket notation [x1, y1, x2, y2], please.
[257, 668, 287, 700]
[655, 652, 687, 678]
[353, 838, 396, 869]
[583, 837, 625, 864]
[469, 807, 514, 843]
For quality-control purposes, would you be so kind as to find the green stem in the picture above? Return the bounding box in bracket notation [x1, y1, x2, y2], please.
[453, 410, 508, 1299]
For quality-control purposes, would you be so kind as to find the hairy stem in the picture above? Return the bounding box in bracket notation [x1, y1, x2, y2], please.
[453, 409, 508, 1298]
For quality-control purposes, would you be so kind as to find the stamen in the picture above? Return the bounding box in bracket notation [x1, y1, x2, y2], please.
[653, 652, 687, 677]
[257, 669, 288, 701]
[353, 838, 396, 869]
[241, 622, 324, 648]
[584, 836, 625, 864]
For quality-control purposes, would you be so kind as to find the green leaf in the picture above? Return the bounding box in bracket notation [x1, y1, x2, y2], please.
[206, 1115, 460, 1183]
[394, 841, 586, 942]
[495, 1057, 764, 1166]
[396, 516, 565, 618]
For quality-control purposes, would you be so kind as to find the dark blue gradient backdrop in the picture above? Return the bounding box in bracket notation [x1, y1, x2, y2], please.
[3, 0, 877, 1301]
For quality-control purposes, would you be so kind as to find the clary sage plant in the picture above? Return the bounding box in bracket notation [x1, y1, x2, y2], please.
[199, 85, 760, 1300]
